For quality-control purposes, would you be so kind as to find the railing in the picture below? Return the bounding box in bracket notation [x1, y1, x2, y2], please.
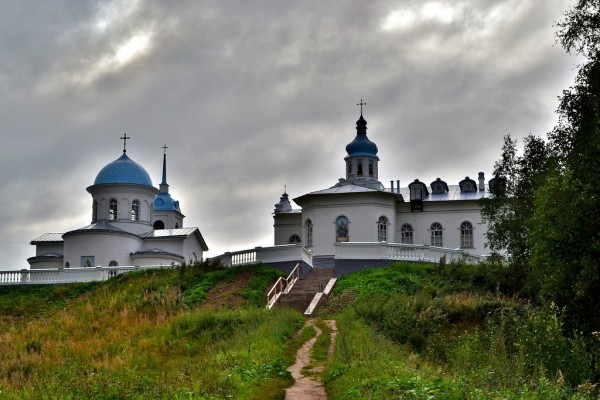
[214, 244, 313, 268]
[334, 242, 483, 264]
[0, 265, 173, 286]
[266, 263, 301, 309]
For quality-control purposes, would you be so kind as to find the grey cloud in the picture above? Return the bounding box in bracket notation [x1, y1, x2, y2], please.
[0, 0, 581, 268]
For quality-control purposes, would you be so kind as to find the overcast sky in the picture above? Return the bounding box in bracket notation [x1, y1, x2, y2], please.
[0, 0, 582, 269]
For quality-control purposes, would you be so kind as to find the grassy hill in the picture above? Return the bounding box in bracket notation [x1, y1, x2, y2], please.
[0, 264, 302, 399]
[0, 261, 598, 399]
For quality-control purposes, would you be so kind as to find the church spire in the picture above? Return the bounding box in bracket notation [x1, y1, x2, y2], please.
[159, 145, 169, 193]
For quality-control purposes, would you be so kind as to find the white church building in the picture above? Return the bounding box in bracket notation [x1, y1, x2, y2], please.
[270, 108, 493, 271]
[27, 141, 208, 270]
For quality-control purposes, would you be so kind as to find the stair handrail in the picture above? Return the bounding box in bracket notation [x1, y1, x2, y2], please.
[266, 263, 301, 309]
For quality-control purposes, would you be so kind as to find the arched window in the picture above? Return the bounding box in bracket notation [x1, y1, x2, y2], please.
[92, 201, 98, 223]
[336, 216, 349, 242]
[109, 260, 118, 266]
[347, 161, 352, 174]
[175, 223, 179, 229]
[109, 199, 118, 221]
[153, 220, 165, 230]
[289, 234, 302, 244]
[430, 222, 443, 247]
[377, 216, 388, 242]
[401, 223, 414, 244]
[305, 219, 313, 246]
[357, 160, 363, 176]
[369, 160, 374, 177]
[64, 262, 70, 268]
[460, 221, 474, 248]
[131, 200, 140, 221]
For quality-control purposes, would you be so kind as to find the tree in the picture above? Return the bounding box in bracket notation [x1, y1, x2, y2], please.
[528, 1, 600, 333]
[480, 134, 550, 292]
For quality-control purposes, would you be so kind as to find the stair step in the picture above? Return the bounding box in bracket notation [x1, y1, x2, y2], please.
[275, 267, 334, 312]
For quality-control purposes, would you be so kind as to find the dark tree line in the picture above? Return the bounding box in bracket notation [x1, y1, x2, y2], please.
[481, 0, 600, 335]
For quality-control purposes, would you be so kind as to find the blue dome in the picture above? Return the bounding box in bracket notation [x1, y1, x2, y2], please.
[94, 153, 153, 186]
[154, 193, 181, 212]
[345, 115, 378, 157]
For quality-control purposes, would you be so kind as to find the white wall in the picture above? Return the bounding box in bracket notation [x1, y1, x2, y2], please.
[299, 193, 397, 257]
[63, 232, 144, 267]
[396, 200, 486, 253]
[273, 213, 302, 245]
[283, 192, 489, 258]
[183, 236, 205, 263]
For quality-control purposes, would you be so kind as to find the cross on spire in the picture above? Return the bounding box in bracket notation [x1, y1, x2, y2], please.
[120, 134, 131, 153]
[162, 144, 168, 155]
[357, 99, 367, 115]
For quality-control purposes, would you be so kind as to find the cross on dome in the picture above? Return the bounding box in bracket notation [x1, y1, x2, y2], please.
[356, 99, 367, 115]
[162, 144, 168, 155]
[120, 134, 131, 153]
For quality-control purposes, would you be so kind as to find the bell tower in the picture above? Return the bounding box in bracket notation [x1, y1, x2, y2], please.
[343, 100, 381, 189]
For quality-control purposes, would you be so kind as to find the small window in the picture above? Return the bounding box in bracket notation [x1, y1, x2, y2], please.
[65, 262, 70, 268]
[305, 219, 313, 246]
[460, 221, 474, 248]
[347, 161, 352, 174]
[369, 160, 374, 177]
[459, 177, 477, 193]
[357, 160, 363, 176]
[153, 220, 165, 230]
[401, 223, 414, 244]
[109, 199, 118, 221]
[109, 260, 118, 267]
[410, 186, 422, 200]
[289, 234, 302, 244]
[336, 216, 349, 242]
[430, 222, 443, 247]
[175, 223, 179, 229]
[131, 200, 140, 221]
[92, 201, 98, 223]
[377, 216, 388, 242]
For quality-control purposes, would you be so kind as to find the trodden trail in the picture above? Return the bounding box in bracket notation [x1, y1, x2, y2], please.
[285, 319, 338, 400]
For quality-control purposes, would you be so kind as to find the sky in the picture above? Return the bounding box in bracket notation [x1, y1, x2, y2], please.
[0, 0, 583, 269]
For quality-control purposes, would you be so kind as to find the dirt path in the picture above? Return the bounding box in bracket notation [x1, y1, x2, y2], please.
[285, 319, 338, 400]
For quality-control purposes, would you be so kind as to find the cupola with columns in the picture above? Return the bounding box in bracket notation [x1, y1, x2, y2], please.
[86, 135, 159, 234]
[340, 100, 383, 190]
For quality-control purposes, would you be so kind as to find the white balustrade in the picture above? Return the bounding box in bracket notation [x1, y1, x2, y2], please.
[334, 242, 482, 264]
[0, 265, 173, 286]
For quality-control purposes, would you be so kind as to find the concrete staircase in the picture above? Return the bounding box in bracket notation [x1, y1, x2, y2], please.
[277, 268, 334, 313]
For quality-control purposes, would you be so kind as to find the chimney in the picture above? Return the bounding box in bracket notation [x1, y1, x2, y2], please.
[396, 180, 400, 194]
[478, 172, 485, 192]
[390, 180, 394, 193]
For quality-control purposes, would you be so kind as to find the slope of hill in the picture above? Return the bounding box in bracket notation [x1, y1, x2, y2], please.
[0, 263, 303, 399]
[0, 261, 598, 399]
[318, 262, 599, 399]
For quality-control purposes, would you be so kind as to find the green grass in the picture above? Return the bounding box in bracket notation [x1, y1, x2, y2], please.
[1, 260, 597, 399]
[321, 261, 599, 399]
[0, 263, 303, 399]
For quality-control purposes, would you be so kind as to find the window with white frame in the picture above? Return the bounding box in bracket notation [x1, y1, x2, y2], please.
[430, 222, 443, 247]
[305, 219, 313, 246]
[131, 199, 140, 221]
[401, 223, 414, 244]
[109, 199, 118, 221]
[377, 216, 388, 242]
[460, 221, 474, 248]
